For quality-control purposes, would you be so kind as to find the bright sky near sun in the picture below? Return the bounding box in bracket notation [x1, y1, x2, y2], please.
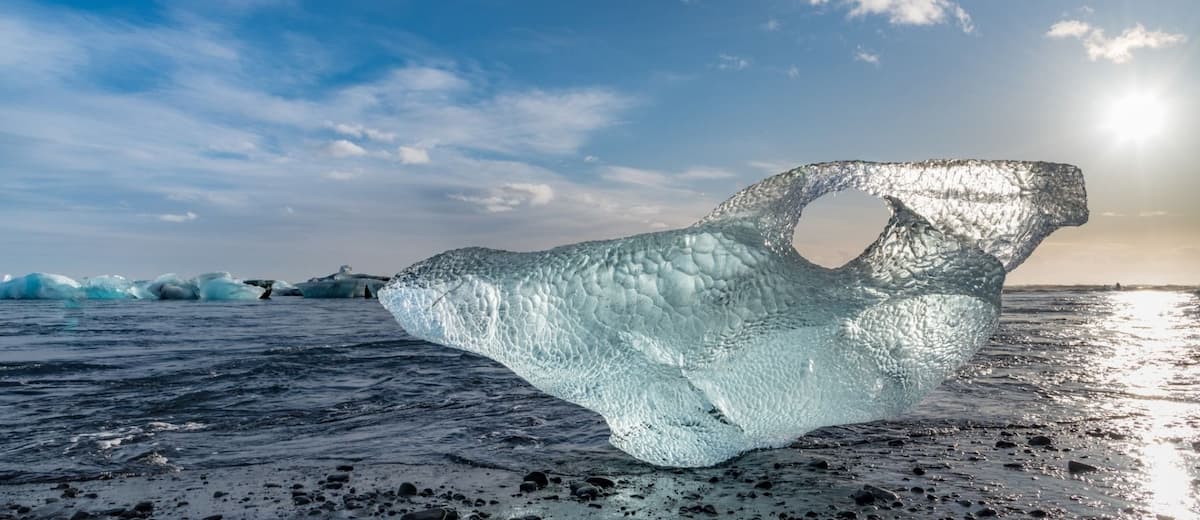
[1, 1, 1197, 285]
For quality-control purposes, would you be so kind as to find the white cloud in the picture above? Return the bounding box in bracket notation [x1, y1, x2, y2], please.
[325, 170, 357, 181]
[602, 166, 671, 187]
[855, 48, 881, 65]
[716, 53, 751, 71]
[326, 139, 367, 157]
[1047, 20, 1186, 64]
[451, 183, 555, 213]
[329, 122, 396, 142]
[677, 167, 735, 180]
[1138, 210, 1168, 217]
[583, 155, 599, 163]
[836, 0, 974, 33]
[748, 160, 795, 173]
[763, 18, 781, 31]
[397, 146, 430, 165]
[786, 65, 801, 78]
[1047, 19, 1091, 39]
[158, 211, 198, 223]
[603, 165, 734, 186]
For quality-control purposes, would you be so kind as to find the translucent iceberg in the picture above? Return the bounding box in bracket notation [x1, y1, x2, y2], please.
[270, 280, 303, 296]
[196, 272, 265, 300]
[379, 160, 1089, 467]
[142, 273, 199, 300]
[82, 275, 153, 300]
[0, 273, 83, 300]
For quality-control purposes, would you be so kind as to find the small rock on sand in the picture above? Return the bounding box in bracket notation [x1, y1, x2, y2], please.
[400, 507, 459, 520]
[522, 471, 549, 489]
[1068, 460, 1099, 474]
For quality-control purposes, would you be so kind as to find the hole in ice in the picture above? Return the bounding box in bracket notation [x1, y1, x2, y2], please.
[791, 189, 892, 268]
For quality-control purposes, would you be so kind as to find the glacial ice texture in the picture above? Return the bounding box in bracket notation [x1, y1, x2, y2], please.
[379, 160, 1089, 467]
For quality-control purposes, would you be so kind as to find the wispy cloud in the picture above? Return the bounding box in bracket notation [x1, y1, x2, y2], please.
[397, 146, 431, 165]
[854, 47, 881, 65]
[715, 53, 751, 71]
[327, 139, 367, 157]
[815, 0, 973, 33]
[450, 183, 555, 213]
[1046, 20, 1186, 63]
[602, 165, 735, 187]
[762, 18, 781, 32]
[158, 211, 198, 223]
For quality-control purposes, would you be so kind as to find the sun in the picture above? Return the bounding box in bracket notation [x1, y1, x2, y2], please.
[1103, 91, 1167, 143]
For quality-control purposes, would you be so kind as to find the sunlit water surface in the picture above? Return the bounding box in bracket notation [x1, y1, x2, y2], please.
[1, 288, 1198, 515]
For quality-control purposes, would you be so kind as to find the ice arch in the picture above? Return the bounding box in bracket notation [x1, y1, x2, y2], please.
[379, 160, 1088, 467]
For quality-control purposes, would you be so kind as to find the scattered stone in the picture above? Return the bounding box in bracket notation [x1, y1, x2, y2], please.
[336, 465, 354, 472]
[1068, 460, 1099, 474]
[912, 466, 925, 476]
[326, 473, 351, 483]
[753, 480, 773, 490]
[1029, 435, 1053, 446]
[69, 511, 92, 520]
[1030, 510, 1048, 518]
[851, 489, 875, 505]
[977, 507, 997, 517]
[518, 482, 538, 493]
[522, 471, 548, 489]
[995, 440, 1018, 449]
[584, 476, 615, 489]
[862, 484, 898, 502]
[398, 482, 418, 496]
[570, 482, 600, 500]
[212, 491, 227, 498]
[808, 459, 830, 470]
[400, 507, 459, 520]
[133, 502, 153, 514]
[201, 516, 224, 520]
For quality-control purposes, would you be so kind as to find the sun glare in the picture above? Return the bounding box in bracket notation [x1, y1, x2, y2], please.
[1103, 91, 1167, 143]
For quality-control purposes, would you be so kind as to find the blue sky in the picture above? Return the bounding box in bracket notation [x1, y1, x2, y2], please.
[1, 0, 1197, 284]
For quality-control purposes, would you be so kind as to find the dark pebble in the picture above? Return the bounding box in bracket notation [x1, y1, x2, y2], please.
[336, 465, 354, 472]
[571, 483, 600, 500]
[808, 459, 830, 470]
[851, 489, 874, 505]
[1029, 435, 1053, 446]
[519, 482, 538, 493]
[753, 480, 773, 490]
[863, 484, 898, 502]
[912, 466, 925, 476]
[522, 471, 548, 489]
[202, 516, 223, 520]
[400, 507, 459, 520]
[1068, 460, 1099, 474]
[995, 440, 1018, 449]
[133, 502, 153, 513]
[398, 482, 418, 496]
[584, 476, 615, 489]
[977, 507, 997, 517]
[1030, 510, 1048, 518]
[69, 511, 91, 520]
[326, 473, 350, 483]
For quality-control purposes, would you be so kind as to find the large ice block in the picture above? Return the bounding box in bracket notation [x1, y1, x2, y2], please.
[374, 161, 1086, 466]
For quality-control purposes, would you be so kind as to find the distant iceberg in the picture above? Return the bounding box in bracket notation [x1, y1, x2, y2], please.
[195, 272, 265, 301]
[0, 273, 84, 300]
[0, 272, 263, 301]
[82, 275, 153, 300]
[297, 265, 389, 298]
[270, 280, 302, 296]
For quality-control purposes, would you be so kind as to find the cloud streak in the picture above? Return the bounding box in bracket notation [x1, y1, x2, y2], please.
[1046, 20, 1186, 64]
